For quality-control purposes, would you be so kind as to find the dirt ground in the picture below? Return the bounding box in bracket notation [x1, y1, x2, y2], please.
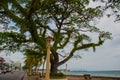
[27, 75, 120, 80]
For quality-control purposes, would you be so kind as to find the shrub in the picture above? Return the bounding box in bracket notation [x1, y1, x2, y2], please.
[50, 72, 66, 79]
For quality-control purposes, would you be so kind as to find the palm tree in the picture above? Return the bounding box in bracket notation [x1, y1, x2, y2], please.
[24, 50, 43, 76]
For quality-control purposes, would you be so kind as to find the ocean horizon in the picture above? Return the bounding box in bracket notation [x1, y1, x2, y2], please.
[63, 70, 120, 78]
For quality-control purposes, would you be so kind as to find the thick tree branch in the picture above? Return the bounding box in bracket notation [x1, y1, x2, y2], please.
[58, 36, 104, 66]
[0, 3, 23, 23]
[58, 48, 76, 66]
[57, 33, 70, 49]
[27, 0, 41, 18]
[26, 18, 46, 48]
[76, 36, 104, 50]
[10, 0, 27, 16]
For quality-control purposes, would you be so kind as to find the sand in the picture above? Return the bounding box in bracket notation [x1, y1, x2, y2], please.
[28, 75, 120, 80]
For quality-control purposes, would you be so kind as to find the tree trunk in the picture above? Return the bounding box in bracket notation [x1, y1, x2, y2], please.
[50, 51, 59, 74]
[50, 56, 58, 74]
[50, 62, 58, 74]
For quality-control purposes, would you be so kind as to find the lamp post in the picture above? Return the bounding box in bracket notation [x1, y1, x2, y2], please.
[66, 64, 68, 74]
[45, 36, 52, 80]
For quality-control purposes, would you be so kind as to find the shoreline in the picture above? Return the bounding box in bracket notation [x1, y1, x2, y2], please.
[67, 74, 120, 78]
[63, 70, 120, 78]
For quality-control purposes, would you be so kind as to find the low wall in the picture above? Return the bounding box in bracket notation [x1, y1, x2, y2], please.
[50, 78, 67, 80]
[40, 78, 67, 80]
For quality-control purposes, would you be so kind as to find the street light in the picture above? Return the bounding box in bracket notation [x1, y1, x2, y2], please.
[45, 36, 52, 80]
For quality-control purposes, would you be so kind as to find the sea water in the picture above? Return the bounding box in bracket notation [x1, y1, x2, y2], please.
[63, 71, 120, 78]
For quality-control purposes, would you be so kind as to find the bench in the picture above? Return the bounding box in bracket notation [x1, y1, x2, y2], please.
[84, 74, 92, 80]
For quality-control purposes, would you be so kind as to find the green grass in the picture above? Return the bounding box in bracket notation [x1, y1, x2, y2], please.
[50, 73, 66, 79]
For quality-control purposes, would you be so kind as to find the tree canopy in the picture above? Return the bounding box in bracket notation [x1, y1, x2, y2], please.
[0, 0, 112, 73]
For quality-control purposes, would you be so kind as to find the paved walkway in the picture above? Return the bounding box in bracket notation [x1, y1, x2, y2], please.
[0, 70, 27, 80]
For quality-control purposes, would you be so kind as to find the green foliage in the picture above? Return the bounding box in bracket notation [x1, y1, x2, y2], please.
[0, 0, 113, 74]
[94, 0, 120, 21]
[24, 49, 45, 60]
[22, 65, 29, 70]
[50, 72, 66, 79]
[0, 31, 30, 52]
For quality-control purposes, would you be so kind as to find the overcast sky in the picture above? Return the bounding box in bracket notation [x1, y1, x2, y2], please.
[59, 15, 120, 71]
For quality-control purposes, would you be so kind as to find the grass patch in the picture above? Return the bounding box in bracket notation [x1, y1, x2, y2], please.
[50, 73, 66, 79]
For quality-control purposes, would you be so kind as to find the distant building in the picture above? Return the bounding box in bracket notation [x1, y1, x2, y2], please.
[14, 61, 21, 70]
[0, 57, 16, 72]
[0, 26, 3, 32]
[0, 56, 5, 70]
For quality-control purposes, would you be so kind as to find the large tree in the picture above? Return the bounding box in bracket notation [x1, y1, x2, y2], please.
[0, 0, 111, 73]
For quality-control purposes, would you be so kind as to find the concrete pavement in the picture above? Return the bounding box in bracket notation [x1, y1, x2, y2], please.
[0, 70, 27, 80]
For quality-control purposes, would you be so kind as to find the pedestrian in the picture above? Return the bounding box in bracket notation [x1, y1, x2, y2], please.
[3, 69, 6, 74]
[11, 70, 14, 74]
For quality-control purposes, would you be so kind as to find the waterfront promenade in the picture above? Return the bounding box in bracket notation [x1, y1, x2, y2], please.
[27, 75, 120, 80]
[0, 70, 27, 80]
